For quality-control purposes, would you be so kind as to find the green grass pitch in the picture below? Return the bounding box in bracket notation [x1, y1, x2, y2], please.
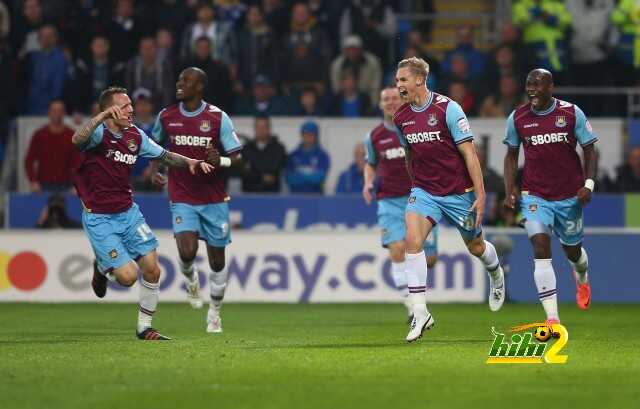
[1, 303, 638, 409]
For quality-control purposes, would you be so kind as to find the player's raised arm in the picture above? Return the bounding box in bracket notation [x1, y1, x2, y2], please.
[71, 105, 123, 148]
[502, 111, 521, 210]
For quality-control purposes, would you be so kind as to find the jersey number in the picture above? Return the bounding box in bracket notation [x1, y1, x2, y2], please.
[137, 223, 153, 242]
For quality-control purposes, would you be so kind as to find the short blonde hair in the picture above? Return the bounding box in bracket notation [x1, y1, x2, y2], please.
[397, 57, 430, 79]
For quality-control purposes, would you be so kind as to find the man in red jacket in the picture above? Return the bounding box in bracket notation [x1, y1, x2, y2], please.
[25, 100, 81, 192]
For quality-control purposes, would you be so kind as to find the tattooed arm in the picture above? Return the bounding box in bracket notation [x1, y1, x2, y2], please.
[72, 105, 125, 148]
[158, 151, 214, 175]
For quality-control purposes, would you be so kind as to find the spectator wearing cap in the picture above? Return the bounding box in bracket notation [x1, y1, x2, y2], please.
[180, 2, 234, 66]
[329, 69, 372, 117]
[25, 100, 80, 192]
[285, 121, 330, 194]
[336, 142, 365, 194]
[330, 35, 382, 106]
[125, 36, 174, 110]
[442, 26, 487, 79]
[339, 0, 396, 67]
[66, 35, 126, 114]
[131, 89, 156, 191]
[234, 74, 289, 116]
[24, 25, 68, 115]
[281, 2, 331, 92]
[181, 36, 233, 113]
[235, 5, 280, 92]
[241, 115, 288, 192]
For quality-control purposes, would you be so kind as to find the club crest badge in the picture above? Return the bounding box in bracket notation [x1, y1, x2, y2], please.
[126, 139, 137, 152]
[529, 204, 538, 213]
[109, 249, 118, 259]
[555, 116, 566, 128]
[200, 120, 211, 132]
[428, 113, 438, 126]
[175, 216, 182, 224]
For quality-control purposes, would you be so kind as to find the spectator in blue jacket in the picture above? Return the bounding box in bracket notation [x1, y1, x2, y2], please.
[285, 121, 330, 194]
[25, 25, 68, 115]
[336, 142, 365, 194]
[441, 25, 487, 79]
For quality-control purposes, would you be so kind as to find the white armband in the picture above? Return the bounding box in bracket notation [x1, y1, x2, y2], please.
[219, 156, 232, 168]
[584, 179, 595, 192]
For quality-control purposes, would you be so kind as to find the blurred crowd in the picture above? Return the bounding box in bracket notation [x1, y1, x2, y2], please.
[2, 0, 640, 209]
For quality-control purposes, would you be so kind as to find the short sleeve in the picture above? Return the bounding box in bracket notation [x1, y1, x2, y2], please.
[445, 100, 473, 144]
[137, 126, 166, 159]
[151, 109, 167, 143]
[574, 105, 597, 146]
[79, 124, 105, 151]
[220, 112, 242, 154]
[363, 132, 377, 165]
[503, 111, 520, 148]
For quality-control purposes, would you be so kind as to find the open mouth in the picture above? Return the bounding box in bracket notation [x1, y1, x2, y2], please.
[399, 88, 408, 97]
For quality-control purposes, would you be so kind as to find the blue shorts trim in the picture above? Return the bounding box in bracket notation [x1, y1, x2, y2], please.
[520, 194, 583, 245]
[405, 187, 482, 242]
[82, 203, 158, 273]
[378, 196, 438, 255]
[171, 202, 231, 247]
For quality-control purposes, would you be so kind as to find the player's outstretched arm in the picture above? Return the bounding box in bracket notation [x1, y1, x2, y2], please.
[503, 147, 520, 210]
[458, 141, 486, 228]
[159, 151, 214, 175]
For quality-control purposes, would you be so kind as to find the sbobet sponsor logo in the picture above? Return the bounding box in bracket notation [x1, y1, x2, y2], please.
[0, 250, 47, 291]
[53, 252, 477, 301]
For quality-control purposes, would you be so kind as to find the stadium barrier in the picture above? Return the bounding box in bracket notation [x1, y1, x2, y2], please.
[1, 228, 638, 303]
[15, 117, 625, 194]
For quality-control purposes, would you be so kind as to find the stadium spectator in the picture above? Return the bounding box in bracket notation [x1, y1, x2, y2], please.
[131, 89, 156, 191]
[498, 22, 534, 75]
[12, 0, 44, 59]
[336, 142, 365, 194]
[293, 87, 325, 116]
[439, 53, 483, 100]
[105, 0, 143, 64]
[307, 0, 344, 52]
[215, 0, 247, 28]
[285, 121, 330, 194]
[154, 0, 194, 37]
[339, 0, 396, 67]
[35, 193, 81, 229]
[479, 76, 525, 118]
[442, 26, 487, 79]
[281, 2, 331, 91]
[241, 115, 288, 193]
[0, 1, 9, 40]
[24, 100, 79, 192]
[447, 81, 476, 116]
[611, 0, 640, 85]
[262, 0, 291, 41]
[156, 28, 178, 74]
[485, 44, 524, 93]
[235, 5, 280, 92]
[234, 74, 289, 116]
[512, 0, 572, 82]
[180, 2, 234, 66]
[25, 25, 68, 115]
[405, 29, 441, 88]
[181, 36, 233, 113]
[125, 36, 174, 110]
[66, 35, 126, 114]
[330, 35, 382, 105]
[329, 69, 372, 117]
[613, 146, 640, 192]
[566, 0, 615, 111]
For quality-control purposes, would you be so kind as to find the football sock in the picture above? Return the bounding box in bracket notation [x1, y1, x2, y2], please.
[569, 248, 589, 284]
[209, 265, 228, 311]
[534, 258, 559, 320]
[179, 258, 196, 282]
[391, 261, 409, 296]
[405, 251, 430, 317]
[138, 278, 159, 333]
[478, 241, 503, 287]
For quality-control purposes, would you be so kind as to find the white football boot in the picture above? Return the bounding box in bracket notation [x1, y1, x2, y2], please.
[206, 306, 223, 333]
[406, 312, 435, 342]
[488, 266, 505, 312]
[186, 275, 203, 309]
